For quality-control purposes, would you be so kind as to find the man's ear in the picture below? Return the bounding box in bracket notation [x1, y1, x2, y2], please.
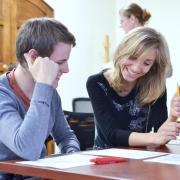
[27, 49, 38, 62]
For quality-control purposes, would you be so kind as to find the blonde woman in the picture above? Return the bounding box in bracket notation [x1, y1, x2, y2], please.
[87, 27, 180, 149]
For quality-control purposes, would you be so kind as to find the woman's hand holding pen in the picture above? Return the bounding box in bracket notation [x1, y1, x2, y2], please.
[154, 89, 180, 145]
[155, 120, 180, 145]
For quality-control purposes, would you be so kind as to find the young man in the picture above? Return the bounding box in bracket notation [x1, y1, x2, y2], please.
[0, 17, 80, 179]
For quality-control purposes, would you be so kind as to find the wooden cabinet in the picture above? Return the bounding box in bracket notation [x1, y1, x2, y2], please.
[0, 0, 54, 74]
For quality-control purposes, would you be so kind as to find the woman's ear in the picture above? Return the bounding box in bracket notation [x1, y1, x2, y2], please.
[129, 14, 137, 24]
[27, 49, 38, 62]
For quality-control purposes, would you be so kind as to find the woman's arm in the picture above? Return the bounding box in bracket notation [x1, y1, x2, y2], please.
[87, 76, 180, 147]
[129, 128, 177, 146]
[129, 90, 180, 146]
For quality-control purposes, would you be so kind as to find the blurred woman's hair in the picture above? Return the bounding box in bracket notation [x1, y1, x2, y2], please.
[119, 3, 151, 25]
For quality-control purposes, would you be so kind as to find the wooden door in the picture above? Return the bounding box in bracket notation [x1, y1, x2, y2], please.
[0, 0, 54, 74]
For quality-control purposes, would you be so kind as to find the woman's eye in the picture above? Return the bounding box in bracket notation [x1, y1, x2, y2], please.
[144, 63, 150, 66]
[144, 61, 152, 66]
[129, 56, 137, 60]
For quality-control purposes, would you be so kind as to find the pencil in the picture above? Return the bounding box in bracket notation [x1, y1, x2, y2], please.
[32, 58, 36, 64]
[176, 83, 180, 123]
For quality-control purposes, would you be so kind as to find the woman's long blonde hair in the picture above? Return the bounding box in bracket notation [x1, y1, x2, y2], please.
[109, 27, 171, 106]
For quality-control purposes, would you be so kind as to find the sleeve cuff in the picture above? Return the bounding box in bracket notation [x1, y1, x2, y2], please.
[31, 83, 54, 106]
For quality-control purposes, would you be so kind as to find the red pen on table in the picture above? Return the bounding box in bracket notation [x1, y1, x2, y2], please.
[90, 157, 128, 165]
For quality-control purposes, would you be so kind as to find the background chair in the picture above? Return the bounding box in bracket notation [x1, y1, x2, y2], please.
[72, 97, 93, 113]
[64, 97, 95, 151]
[45, 135, 54, 155]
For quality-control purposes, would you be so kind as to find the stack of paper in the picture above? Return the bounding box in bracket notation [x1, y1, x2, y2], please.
[17, 154, 98, 169]
[144, 154, 180, 165]
[82, 148, 168, 159]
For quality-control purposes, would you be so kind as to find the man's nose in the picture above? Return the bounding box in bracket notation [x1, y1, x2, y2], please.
[62, 63, 69, 73]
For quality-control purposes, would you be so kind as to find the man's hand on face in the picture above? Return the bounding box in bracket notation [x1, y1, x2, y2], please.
[24, 53, 59, 87]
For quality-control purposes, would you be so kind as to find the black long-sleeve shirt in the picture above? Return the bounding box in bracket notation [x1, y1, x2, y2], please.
[86, 72, 167, 148]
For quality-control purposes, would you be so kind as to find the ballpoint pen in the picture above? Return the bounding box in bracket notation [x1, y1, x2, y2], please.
[90, 157, 128, 165]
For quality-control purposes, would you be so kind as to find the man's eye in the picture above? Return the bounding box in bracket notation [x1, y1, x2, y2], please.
[57, 61, 64, 65]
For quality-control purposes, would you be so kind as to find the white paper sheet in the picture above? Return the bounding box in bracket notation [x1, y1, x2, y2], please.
[17, 154, 98, 169]
[167, 136, 180, 145]
[82, 148, 168, 159]
[144, 154, 180, 165]
[167, 139, 180, 145]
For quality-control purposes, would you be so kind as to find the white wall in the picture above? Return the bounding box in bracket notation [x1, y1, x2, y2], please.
[45, 0, 180, 111]
[45, 0, 116, 111]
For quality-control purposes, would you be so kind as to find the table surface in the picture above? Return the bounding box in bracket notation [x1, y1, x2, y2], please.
[1, 144, 180, 180]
